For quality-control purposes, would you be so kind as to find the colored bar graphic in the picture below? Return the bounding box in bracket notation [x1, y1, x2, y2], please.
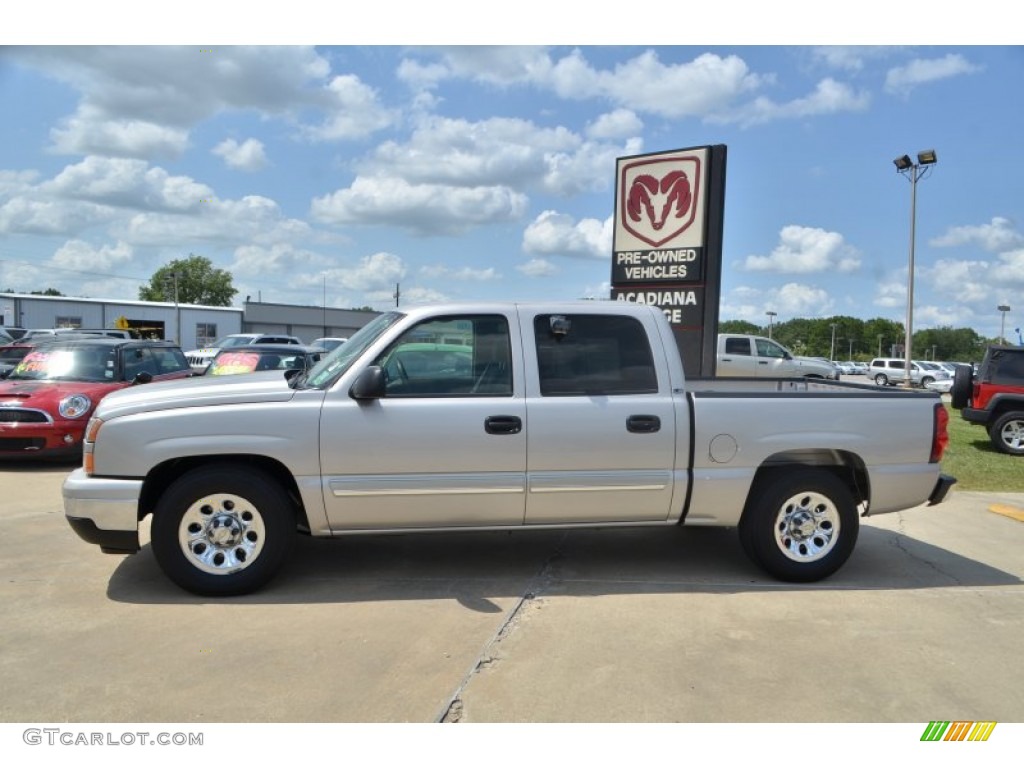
[921, 721, 996, 742]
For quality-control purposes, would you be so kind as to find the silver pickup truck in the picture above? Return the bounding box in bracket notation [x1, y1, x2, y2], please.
[64, 302, 955, 595]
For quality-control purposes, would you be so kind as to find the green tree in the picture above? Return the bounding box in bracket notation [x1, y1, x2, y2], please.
[719, 319, 761, 335]
[139, 254, 237, 307]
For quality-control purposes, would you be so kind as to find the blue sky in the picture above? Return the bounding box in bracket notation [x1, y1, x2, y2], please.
[2, 14, 1021, 340]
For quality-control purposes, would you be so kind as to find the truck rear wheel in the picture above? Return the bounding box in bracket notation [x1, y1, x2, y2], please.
[150, 465, 296, 596]
[739, 469, 859, 582]
[990, 411, 1024, 456]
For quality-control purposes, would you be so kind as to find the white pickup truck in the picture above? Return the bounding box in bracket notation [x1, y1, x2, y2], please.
[716, 333, 839, 379]
[64, 302, 955, 596]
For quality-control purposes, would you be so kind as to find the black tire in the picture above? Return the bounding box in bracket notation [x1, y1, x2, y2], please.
[874, 373, 888, 386]
[950, 365, 973, 410]
[150, 464, 296, 596]
[989, 411, 1024, 456]
[921, 376, 935, 386]
[739, 469, 859, 582]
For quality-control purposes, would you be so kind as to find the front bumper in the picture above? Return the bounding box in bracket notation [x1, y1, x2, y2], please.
[928, 473, 957, 506]
[63, 467, 143, 554]
[0, 421, 86, 457]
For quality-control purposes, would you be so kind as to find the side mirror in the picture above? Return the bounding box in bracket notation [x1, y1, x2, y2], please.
[131, 371, 153, 385]
[350, 366, 386, 400]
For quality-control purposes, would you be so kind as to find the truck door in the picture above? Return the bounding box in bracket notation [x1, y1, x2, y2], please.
[522, 311, 681, 524]
[753, 336, 797, 376]
[318, 312, 527, 530]
[717, 335, 759, 377]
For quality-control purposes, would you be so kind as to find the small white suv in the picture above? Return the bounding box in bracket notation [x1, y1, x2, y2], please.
[185, 333, 302, 373]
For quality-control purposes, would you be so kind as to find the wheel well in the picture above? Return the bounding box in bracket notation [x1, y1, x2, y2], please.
[744, 450, 869, 513]
[139, 455, 309, 530]
[988, 400, 1024, 423]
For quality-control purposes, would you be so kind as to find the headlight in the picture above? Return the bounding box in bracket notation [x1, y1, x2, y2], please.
[58, 394, 92, 419]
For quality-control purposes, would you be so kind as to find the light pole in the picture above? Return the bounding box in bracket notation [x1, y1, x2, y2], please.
[829, 323, 837, 362]
[877, 334, 883, 358]
[893, 149, 937, 385]
[766, 310, 777, 339]
[998, 304, 1011, 344]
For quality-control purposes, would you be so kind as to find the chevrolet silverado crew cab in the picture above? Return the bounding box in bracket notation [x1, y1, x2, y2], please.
[950, 345, 1024, 455]
[716, 334, 838, 379]
[64, 302, 954, 596]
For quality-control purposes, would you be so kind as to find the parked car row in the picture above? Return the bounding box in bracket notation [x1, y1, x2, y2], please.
[0, 332, 343, 461]
[183, 333, 346, 373]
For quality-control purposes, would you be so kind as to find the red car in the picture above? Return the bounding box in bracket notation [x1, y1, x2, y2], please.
[0, 338, 192, 460]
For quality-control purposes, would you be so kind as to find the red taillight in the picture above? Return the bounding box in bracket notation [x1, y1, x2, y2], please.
[931, 403, 949, 463]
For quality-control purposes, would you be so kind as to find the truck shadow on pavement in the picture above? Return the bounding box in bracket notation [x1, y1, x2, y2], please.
[105, 524, 1022, 607]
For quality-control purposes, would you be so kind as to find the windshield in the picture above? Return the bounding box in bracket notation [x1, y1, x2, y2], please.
[301, 312, 403, 389]
[8, 345, 118, 382]
[0, 346, 31, 365]
[212, 336, 256, 349]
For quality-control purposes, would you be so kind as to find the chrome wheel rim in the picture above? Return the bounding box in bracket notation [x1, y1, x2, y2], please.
[773, 491, 840, 563]
[178, 493, 266, 575]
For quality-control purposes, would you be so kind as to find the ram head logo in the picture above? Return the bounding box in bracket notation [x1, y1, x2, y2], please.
[619, 156, 701, 247]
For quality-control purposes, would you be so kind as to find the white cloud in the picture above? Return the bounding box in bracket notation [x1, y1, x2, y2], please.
[885, 54, 982, 95]
[117, 194, 311, 247]
[0, 197, 112, 235]
[324, 252, 407, 293]
[52, 239, 133, 271]
[43, 157, 212, 212]
[231, 243, 328, 279]
[304, 74, 396, 141]
[517, 258, 559, 277]
[551, 50, 765, 118]
[397, 47, 553, 89]
[741, 225, 861, 274]
[212, 138, 268, 171]
[10, 46, 381, 158]
[362, 115, 636, 199]
[931, 217, 1023, 252]
[774, 282, 834, 317]
[714, 78, 870, 127]
[522, 211, 612, 259]
[311, 176, 528, 236]
[585, 109, 643, 140]
[419, 265, 500, 281]
[51, 107, 189, 158]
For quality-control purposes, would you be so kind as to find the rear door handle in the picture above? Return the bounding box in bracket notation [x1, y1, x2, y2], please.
[626, 415, 661, 433]
[485, 415, 522, 435]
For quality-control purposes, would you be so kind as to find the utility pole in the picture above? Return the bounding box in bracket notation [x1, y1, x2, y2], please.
[394, 283, 401, 308]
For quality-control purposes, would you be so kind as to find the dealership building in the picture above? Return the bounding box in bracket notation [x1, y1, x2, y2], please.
[0, 292, 379, 349]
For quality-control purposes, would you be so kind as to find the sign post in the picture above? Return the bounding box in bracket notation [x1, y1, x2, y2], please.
[611, 145, 727, 378]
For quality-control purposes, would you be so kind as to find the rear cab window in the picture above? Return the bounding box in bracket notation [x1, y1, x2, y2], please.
[533, 313, 658, 396]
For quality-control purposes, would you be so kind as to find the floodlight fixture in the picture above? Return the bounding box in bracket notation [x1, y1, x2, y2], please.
[917, 149, 937, 165]
[893, 155, 913, 171]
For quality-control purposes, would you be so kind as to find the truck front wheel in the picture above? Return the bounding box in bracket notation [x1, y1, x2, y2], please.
[739, 469, 859, 582]
[150, 465, 296, 596]
[990, 411, 1024, 456]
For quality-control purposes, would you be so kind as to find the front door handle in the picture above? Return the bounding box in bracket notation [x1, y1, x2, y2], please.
[485, 415, 522, 435]
[626, 415, 661, 433]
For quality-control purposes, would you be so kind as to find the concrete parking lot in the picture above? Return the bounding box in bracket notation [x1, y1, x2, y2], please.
[1, 459, 1022, 723]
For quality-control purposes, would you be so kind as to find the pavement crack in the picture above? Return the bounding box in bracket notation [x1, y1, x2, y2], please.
[435, 533, 567, 723]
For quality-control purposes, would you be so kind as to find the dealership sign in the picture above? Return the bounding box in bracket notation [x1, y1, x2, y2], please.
[611, 146, 727, 377]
